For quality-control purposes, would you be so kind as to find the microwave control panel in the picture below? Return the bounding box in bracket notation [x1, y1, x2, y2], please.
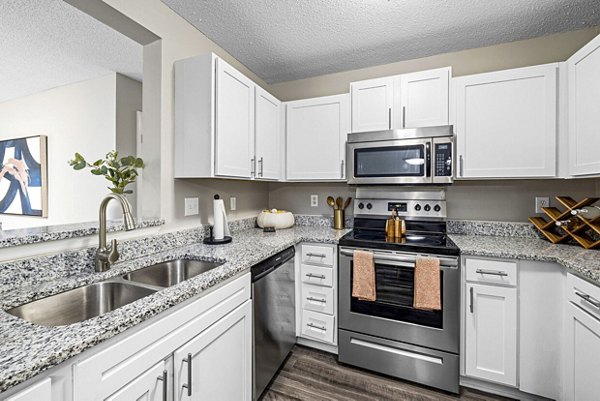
[434, 143, 453, 177]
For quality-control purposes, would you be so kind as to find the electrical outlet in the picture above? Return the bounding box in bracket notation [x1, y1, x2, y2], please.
[184, 197, 199, 216]
[310, 194, 318, 207]
[230, 197, 237, 211]
[535, 197, 550, 214]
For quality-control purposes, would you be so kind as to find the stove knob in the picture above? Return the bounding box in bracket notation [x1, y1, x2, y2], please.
[358, 202, 364, 210]
[366, 203, 373, 210]
[434, 205, 441, 212]
[414, 204, 422, 211]
[424, 204, 431, 212]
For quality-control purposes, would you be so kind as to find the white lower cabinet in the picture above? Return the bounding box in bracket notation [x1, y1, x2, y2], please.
[5, 379, 52, 401]
[174, 301, 252, 401]
[107, 359, 172, 401]
[465, 282, 517, 386]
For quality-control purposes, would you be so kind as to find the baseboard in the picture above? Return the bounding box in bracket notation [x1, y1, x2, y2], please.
[296, 337, 338, 354]
[460, 376, 552, 401]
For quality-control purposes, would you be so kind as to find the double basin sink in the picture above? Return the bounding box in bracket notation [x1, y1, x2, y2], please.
[6, 259, 224, 327]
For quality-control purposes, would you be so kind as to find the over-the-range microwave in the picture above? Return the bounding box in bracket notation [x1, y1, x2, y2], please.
[346, 126, 455, 185]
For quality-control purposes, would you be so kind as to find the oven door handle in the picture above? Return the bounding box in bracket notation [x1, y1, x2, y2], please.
[339, 249, 458, 267]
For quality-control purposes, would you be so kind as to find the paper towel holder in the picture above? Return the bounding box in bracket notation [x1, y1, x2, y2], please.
[203, 225, 232, 245]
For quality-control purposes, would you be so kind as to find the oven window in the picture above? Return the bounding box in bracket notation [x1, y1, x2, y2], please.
[354, 145, 425, 177]
[351, 262, 443, 329]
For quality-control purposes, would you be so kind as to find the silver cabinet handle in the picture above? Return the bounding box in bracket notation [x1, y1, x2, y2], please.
[402, 106, 406, 129]
[250, 157, 256, 176]
[307, 323, 326, 331]
[459, 155, 464, 177]
[157, 370, 168, 401]
[476, 269, 508, 277]
[341, 160, 345, 179]
[469, 286, 474, 314]
[388, 108, 392, 129]
[182, 353, 192, 396]
[306, 273, 326, 279]
[307, 297, 327, 303]
[575, 291, 600, 308]
[258, 157, 264, 177]
[307, 252, 326, 258]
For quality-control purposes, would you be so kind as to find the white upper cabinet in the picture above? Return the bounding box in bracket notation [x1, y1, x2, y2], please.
[350, 68, 450, 133]
[286, 94, 350, 181]
[567, 33, 600, 176]
[254, 87, 282, 180]
[453, 64, 558, 178]
[215, 58, 255, 178]
[399, 67, 450, 128]
[351, 77, 394, 132]
[175, 53, 261, 179]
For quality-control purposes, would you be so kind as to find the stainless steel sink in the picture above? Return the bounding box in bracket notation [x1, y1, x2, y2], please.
[6, 281, 156, 326]
[123, 259, 224, 288]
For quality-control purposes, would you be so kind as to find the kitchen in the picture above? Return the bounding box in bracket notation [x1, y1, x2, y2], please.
[1, 0, 600, 400]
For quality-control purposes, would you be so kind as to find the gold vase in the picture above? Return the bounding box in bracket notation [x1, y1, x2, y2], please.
[334, 209, 345, 230]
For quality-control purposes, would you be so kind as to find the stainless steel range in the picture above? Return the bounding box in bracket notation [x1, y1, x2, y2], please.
[338, 188, 460, 394]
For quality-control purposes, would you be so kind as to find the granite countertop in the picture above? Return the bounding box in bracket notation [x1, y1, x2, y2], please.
[0, 218, 165, 248]
[450, 234, 600, 284]
[0, 225, 349, 393]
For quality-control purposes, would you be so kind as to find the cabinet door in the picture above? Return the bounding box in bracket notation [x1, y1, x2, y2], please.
[174, 300, 252, 401]
[565, 303, 600, 401]
[400, 67, 450, 128]
[454, 64, 557, 178]
[6, 379, 51, 401]
[350, 77, 394, 132]
[465, 283, 517, 386]
[567, 34, 600, 176]
[106, 359, 172, 401]
[215, 58, 255, 178]
[255, 87, 282, 180]
[286, 94, 350, 180]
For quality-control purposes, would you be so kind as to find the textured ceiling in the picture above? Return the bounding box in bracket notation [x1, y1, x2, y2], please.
[161, 0, 600, 83]
[0, 0, 142, 103]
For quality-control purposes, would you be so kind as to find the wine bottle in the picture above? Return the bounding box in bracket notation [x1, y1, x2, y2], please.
[571, 206, 600, 220]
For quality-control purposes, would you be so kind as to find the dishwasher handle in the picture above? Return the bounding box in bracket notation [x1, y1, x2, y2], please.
[251, 247, 295, 282]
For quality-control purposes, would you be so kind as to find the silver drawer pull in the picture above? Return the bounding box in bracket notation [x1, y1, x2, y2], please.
[157, 370, 168, 401]
[306, 273, 326, 279]
[182, 353, 192, 396]
[307, 252, 326, 258]
[476, 269, 508, 277]
[307, 323, 326, 331]
[307, 297, 327, 303]
[575, 291, 600, 309]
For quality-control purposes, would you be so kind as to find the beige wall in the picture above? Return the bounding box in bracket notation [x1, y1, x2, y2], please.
[270, 179, 599, 222]
[270, 27, 600, 101]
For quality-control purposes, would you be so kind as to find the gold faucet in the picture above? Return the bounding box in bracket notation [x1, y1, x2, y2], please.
[95, 193, 136, 272]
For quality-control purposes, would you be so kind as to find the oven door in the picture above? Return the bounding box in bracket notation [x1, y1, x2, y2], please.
[347, 138, 432, 185]
[338, 247, 459, 354]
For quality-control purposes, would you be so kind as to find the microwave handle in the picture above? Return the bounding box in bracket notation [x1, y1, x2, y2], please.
[425, 142, 431, 177]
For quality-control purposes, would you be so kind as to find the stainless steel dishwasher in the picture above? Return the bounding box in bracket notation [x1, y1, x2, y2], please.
[252, 246, 296, 400]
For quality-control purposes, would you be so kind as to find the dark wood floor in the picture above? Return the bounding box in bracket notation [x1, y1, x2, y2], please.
[262, 346, 514, 401]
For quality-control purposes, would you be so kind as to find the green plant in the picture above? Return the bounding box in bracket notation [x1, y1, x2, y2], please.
[68, 151, 144, 194]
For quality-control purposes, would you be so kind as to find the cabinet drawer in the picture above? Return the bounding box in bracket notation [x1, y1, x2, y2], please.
[301, 264, 333, 287]
[301, 284, 334, 315]
[302, 244, 334, 266]
[301, 310, 335, 344]
[465, 258, 517, 286]
[568, 274, 600, 321]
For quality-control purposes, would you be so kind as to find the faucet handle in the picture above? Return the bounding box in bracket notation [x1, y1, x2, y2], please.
[108, 239, 120, 264]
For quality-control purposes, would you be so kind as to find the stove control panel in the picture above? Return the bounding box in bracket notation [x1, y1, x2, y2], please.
[355, 199, 446, 218]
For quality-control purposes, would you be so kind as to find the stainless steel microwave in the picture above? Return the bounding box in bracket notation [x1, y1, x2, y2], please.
[346, 126, 454, 185]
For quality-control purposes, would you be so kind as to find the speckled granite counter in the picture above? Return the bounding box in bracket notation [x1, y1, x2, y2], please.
[0, 225, 349, 393]
[450, 234, 600, 284]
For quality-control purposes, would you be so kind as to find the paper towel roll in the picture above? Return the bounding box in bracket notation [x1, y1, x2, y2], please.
[212, 195, 230, 240]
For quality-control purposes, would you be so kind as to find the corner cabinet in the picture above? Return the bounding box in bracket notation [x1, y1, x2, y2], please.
[453, 64, 558, 179]
[350, 67, 450, 133]
[285, 95, 350, 181]
[567, 33, 600, 176]
[254, 87, 283, 180]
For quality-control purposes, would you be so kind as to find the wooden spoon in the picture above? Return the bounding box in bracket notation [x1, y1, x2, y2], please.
[327, 196, 336, 209]
[336, 197, 343, 210]
[343, 197, 352, 210]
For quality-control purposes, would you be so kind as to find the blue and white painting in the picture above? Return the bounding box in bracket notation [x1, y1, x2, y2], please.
[0, 135, 47, 217]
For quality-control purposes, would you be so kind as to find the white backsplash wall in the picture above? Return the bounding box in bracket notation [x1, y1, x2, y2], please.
[268, 179, 600, 222]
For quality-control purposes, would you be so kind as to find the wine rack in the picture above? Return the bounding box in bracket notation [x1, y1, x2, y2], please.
[529, 196, 600, 249]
